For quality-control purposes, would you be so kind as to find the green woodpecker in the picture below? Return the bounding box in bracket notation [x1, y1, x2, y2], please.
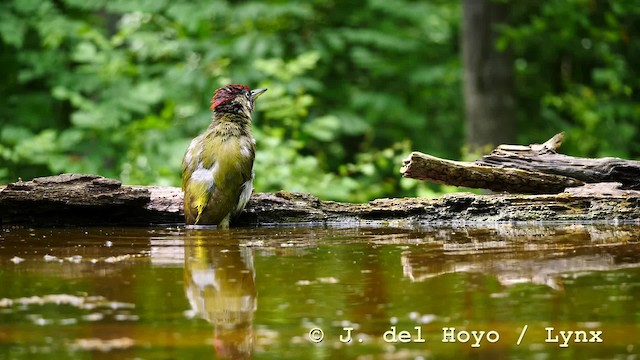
[182, 84, 267, 228]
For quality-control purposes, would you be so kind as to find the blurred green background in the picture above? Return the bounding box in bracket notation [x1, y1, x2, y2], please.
[1, 0, 639, 202]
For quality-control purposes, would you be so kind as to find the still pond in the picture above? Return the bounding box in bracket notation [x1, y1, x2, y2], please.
[1, 224, 639, 359]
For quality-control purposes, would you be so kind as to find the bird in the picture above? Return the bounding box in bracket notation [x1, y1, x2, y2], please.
[182, 84, 267, 228]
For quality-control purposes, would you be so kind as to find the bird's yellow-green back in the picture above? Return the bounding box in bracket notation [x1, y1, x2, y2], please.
[181, 84, 266, 228]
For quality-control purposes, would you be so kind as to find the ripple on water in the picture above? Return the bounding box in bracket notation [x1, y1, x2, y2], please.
[0, 294, 137, 325]
[68, 337, 135, 352]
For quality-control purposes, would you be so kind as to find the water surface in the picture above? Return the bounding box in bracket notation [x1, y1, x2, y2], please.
[1, 224, 639, 359]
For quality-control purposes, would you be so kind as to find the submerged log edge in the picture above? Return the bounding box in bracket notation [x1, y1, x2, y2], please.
[0, 173, 639, 227]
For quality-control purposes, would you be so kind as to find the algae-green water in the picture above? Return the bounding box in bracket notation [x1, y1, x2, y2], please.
[1, 224, 639, 359]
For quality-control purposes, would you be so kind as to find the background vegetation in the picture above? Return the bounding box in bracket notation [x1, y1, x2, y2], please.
[1, 0, 638, 202]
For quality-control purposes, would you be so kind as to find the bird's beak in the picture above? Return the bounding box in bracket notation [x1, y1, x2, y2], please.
[251, 88, 267, 99]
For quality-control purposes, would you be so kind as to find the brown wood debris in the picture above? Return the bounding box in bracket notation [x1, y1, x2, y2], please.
[401, 132, 640, 194]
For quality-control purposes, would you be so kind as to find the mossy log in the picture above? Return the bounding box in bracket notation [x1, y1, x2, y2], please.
[401, 132, 640, 194]
[0, 173, 639, 227]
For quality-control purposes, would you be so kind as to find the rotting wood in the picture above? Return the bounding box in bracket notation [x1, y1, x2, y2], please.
[399, 152, 584, 194]
[0, 174, 181, 226]
[0, 173, 639, 227]
[401, 132, 640, 193]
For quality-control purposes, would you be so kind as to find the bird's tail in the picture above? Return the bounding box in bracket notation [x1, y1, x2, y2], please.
[184, 188, 210, 225]
[194, 205, 204, 225]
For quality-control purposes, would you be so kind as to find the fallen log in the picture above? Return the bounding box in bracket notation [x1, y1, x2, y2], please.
[0, 173, 639, 227]
[401, 132, 640, 194]
[0, 174, 181, 226]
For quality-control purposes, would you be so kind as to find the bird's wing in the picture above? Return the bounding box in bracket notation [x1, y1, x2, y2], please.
[233, 139, 255, 216]
[182, 137, 201, 192]
[182, 136, 215, 224]
[234, 174, 254, 215]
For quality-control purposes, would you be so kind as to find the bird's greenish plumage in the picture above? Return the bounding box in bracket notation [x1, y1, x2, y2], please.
[182, 84, 266, 228]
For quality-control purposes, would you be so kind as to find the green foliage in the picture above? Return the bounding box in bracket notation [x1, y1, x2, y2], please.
[0, 0, 461, 201]
[1, 0, 638, 201]
[501, 0, 640, 158]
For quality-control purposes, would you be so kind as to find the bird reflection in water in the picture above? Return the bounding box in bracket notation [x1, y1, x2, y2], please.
[183, 230, 256, 359]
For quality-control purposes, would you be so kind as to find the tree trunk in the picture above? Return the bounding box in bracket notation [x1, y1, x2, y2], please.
[462, 0, 516, 152]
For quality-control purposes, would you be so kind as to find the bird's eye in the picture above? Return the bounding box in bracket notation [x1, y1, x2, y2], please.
[246, 91, 252, 99]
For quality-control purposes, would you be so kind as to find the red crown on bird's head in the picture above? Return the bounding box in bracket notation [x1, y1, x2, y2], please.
[210, 84, 251, 111]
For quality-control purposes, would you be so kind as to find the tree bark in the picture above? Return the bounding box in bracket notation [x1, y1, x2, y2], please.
[1, 173, 639, 227]
[400, 151, 585, 194]
[401, 133, 640, 194]
[477, 151, 640, 190]
[462, 0, 516, 152]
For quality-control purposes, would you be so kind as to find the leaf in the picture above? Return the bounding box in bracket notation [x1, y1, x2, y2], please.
[0, 11, 26, 47]
[302, 115, 341, 142]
